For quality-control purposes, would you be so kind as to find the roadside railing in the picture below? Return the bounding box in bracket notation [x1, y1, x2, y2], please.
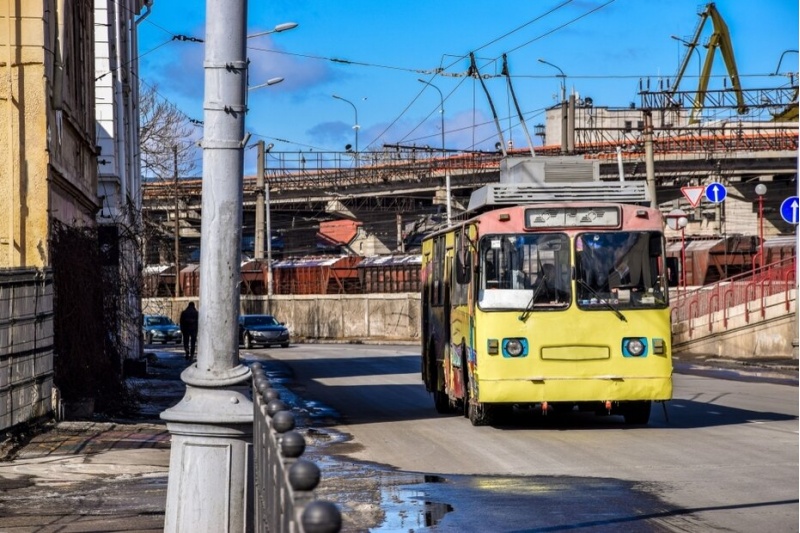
[251, 362, 342, 533]
[671, 256, 797, 326]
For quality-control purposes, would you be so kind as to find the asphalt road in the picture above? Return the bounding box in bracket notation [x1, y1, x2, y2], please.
[251, 343, 799, 533]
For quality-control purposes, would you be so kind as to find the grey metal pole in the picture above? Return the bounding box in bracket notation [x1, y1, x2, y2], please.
[255, 140, 265, 259]
[567, 91, 575, 154]
[644, 110, 657, 208]
[161, 0, 253, 530]
[266, 183, 273, 298]
[173, 145, 180, 297]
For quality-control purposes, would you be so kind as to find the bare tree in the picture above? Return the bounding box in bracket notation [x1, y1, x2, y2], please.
[138, 81, 202, 270]
[139, 81, 200, 180]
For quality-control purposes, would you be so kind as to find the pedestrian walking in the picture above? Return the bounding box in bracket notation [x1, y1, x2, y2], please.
[179, 302, 198, 361]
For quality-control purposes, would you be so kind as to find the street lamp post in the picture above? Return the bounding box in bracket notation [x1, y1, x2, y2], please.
[755, 184, 767, 270]
[538, 58, 567, 154]
[161, 0, 252, 531]
[332, 94, 359, 168]
[418, 78, 451, 225]
[670, 35, 702, 79]
[667, 209, 689, 295]
[679, 216, 688, 290]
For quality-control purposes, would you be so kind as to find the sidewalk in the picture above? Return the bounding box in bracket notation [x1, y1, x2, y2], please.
[0, 348, 187, 532]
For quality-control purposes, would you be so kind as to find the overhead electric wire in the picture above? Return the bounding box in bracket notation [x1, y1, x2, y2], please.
[369, 0, 611, 151]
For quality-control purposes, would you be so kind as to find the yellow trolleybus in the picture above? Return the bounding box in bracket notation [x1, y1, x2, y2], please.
[421, 181, 674, 426]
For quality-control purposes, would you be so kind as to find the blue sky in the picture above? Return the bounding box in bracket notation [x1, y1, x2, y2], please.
[138, 0, 799, 175]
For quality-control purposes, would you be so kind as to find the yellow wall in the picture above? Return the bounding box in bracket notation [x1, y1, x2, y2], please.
[0, 0, 98, 268]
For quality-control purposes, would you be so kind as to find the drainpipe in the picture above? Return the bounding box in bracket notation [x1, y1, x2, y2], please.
[52, 0, 64, 110]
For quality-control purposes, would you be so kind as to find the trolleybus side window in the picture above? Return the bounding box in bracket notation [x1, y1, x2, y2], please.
[431, 235, 446, 307]
[453, 229, 470, 306]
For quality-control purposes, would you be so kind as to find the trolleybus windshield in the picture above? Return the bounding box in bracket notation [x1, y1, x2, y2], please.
[575, 231, 668, 310]
[479, 233, 570, 310]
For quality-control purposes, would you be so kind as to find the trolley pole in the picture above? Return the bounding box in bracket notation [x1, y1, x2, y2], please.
[161, 0, 253, 531]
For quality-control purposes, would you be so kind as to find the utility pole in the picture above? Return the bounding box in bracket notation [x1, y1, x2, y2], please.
[255, 140, 265, 259]
[567, 90, 576, 154]
[173, 145, 180, 297]
[266, 181, 273, 298]
[161, 0, 253, 530]
[643, 110, 657, 208]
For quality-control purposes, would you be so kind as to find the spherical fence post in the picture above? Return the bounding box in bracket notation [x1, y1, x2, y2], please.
[264, 388, 281, 403]
[280, 430, 306, 458]
[267, 398, 288, 417]
[289, 459, 320, 491]
[272, 409, 296, 433]
[301, 500, 342, 533]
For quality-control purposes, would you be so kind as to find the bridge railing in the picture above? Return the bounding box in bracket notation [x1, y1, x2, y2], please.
[251, 362, 341, 533]
[671, 255, 797, 326]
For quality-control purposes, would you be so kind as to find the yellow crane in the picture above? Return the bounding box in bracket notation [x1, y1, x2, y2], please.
[668, 3, 747, 124]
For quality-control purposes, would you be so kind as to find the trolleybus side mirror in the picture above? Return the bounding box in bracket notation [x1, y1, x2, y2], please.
[665, 257, 680, 287]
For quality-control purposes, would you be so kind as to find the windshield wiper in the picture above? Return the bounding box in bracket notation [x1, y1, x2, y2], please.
[518, 281, 548, 322]
[576, 279, 627, 322]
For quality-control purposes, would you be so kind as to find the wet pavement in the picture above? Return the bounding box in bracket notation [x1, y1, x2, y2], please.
[0, 347, 796, 532]
[0, 349, 182, 532]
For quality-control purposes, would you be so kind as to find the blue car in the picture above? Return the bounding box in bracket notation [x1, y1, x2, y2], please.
[239, 315, 290, 349]
[143, 315, 182, 345]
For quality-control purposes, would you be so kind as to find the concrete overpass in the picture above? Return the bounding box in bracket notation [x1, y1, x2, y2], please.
[141, 128, 797, 260]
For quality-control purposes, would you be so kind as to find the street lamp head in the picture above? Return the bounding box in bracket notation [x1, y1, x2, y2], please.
[755, 184, 768, 196]
[247, 22, 299, 39]
[677, 216, 689, 229]
[248, 77, 284, 91]
[273, 22, 298, 33]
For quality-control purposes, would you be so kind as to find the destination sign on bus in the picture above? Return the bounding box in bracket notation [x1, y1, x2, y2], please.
[525, 206, 621, 229]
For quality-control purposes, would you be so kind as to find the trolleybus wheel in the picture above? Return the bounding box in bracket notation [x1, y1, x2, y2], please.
[623, 400, 651, 425]
[465, 373, 491, 426]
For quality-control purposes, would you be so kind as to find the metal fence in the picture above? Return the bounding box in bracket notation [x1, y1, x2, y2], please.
[671, 255, 797, 325]
[0, 268, 54, 431]
[252, 362, 341, 533]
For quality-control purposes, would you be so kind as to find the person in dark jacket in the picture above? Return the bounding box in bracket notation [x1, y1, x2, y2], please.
[179, 302, 199, 361]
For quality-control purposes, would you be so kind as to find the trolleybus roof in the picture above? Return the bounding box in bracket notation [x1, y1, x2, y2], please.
[466, 181, 650, 215]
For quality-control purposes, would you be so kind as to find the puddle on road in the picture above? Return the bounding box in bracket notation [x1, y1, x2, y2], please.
[254, 359, 697, 532]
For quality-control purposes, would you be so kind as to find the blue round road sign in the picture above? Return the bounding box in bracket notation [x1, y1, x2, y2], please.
[779, 196, 799, 225]
[704, 182, 727, 203]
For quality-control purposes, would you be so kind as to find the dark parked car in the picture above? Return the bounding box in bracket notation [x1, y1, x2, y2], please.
[143, 315, 182, 345]
[239, 315, 290, 349]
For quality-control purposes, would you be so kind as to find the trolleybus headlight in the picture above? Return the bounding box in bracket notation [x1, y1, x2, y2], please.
[622, 337, 647, 357]
[502, 338, 528, 357]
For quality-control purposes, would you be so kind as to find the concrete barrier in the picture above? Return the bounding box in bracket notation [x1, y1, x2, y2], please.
[672, 289, 798, 359]
[146, 289, 796, 360]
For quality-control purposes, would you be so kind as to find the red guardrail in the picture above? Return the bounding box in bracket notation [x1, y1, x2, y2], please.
[672, 256, 797, 328]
